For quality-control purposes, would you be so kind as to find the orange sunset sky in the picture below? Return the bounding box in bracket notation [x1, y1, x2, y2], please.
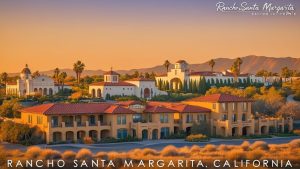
[0, 0, 299, 73]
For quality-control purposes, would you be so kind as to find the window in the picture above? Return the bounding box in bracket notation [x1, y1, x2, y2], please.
[27, 115, 32, 123]
[160, 127, 170, 139]
[132, 114, 142, 123]
[232, 103, 237, 112]
[117, 129, 128, 139]
[89, 115, 96, 125]
[212, 103, 216, 109]
[160, 114, 168, 123]
[222, 103, 228, 112]
[186, 114, 193, 123]
[51, 116, 59, 127]
[222, 114, 227, 121]
[232, 114, 237, 122]
[117, 115, 126, 125]
[242, 114, 246, 121]
[243, 102, 248, 112]
[37, 116, 43, 124]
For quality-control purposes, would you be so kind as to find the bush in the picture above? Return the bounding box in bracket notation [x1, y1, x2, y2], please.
[293, 130, 300, 136]
[76, 148, 93, 161]
[83, 136, 94, 144]
[185, 134, 209, 142]
[250, 141, 269, 151]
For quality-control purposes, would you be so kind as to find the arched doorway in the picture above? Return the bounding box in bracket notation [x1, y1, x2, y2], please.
[66, 131, 74, 142]
[142, 129, 148, 140]
[152, 129, 158, 140]
[97, 89, 101, 98]
[39, 88, 43, 95]
[91, 89, 96, 98]
[49, 88, 53, 96]
[232, 127, 238, 137]
[43, 88, 47, 95]
[77, 131, 86, 141]
[170, 78, 182, 91]
[89, 130, 98, 141]
[174, 126, 180, 134]
[261, 126, 268, 135]
[186, 127, 191, 136]
[53, 132, 62, 143]
[144, 88, 150, 98]
[242, 127, 251, 136]
[220, 127, 226, 136]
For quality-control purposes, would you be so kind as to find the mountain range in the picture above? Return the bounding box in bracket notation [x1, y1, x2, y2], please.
[9, 55, 300, 77]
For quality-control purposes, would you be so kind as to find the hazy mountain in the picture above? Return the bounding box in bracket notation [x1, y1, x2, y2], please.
[8, 55, 300, 76]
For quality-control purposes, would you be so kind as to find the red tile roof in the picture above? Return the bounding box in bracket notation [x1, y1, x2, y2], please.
[144, 105, 177, 113]
[156, 74, 167, 77]
[116, 100, 144, 106]
[186, 94, 252, 103]
[20, 103, 135, 115]
[89, 81, 135, 86]
[189, 71, 220, 76]
[147, 101, 210, 113]
[6, 82, 17, 85]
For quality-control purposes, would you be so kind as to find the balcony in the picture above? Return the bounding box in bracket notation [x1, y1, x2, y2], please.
[51, 121, 111, 129]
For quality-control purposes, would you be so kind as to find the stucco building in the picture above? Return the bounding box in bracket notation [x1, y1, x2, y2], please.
[6, 64, 61, 97]
[89, 70, 166, 99]
[156, 60, 264, 91]
[18, 94, 293, 144]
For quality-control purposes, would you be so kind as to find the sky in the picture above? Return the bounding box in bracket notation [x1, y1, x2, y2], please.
[0, 0, 299, 73]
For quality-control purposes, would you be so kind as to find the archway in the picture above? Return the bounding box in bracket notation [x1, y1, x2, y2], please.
[144, 88, 150, 98]
[77, 131, 86, 141]
[232, 127, 238, 137]
[66, 131, 74, 142]
[220, 127, 226, 137]
[100, 130, 110, 139]
[186, 127, 192, 136]
[34, 88, 38, 93]
[89, 130, 98, 141]
[152, 129, 158, 140]
[174, 126, 180, 134]
[53, 132, 62, 143]
[242, 127, 251, 136]
[49, 88, 53, 96]
[23, 89, 26, 95]
[43, 88, 47, 95]
[261, 126, 268, 135]
[97, 89, 102, 98]
[91, 89, 96, 98]
[142, 129, 148, 140]
[170, 78, 182, 91]
[38, 88, 43, 95]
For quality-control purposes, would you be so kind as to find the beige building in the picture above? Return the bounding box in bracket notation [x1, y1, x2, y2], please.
[18, 94, 293, 144]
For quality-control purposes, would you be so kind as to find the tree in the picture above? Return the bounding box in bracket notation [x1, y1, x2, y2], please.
[53, 68, 60, 83]
[230, 61, 239, 84]
[163, 60, 171, 72]
[59, 72, 67, 91]
[144, 72, 150, 79]
[73, 60, 85, 84]
[208, 59, 215, 72]
[281, 66, 292, 82]
[276, 103, 300, 118]
[236, 57, 243, 72]
[191, 121, 211, 136]
[32, 71, 40, 78]
[133, 71, 139, 78]
[0, 99, 22, 118]
[0, 72, 8, 84]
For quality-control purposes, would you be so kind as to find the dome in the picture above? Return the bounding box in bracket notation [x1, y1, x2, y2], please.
[21, 64, 31, 74]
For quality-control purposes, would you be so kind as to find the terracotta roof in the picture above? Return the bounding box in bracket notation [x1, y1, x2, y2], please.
[89, 81, 135, 86]
[117, 100, 144, 106]
[6, 82, 17, 85]
[20, 103, 135, 115]
[126, 78, 154, 81]
[176, 60, 187, 64]
[144, 105, 177, 113]
[186, 94, 252, 103]
[147, 101, 210, 113]
[104, 70, 120, 75]
[156, 74, 167, 77]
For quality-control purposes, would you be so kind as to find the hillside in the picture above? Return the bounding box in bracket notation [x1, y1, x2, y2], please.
[8, 55, 300, 76]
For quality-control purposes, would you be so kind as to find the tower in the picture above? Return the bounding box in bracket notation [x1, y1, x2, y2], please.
[103, 67, 120, 83]
[20, 64, 32, 80]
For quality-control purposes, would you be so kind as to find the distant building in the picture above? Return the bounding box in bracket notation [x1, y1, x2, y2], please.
[89, 70, 166, 99]
[5, 64, 66, 97]
[156, 60, 264, 90]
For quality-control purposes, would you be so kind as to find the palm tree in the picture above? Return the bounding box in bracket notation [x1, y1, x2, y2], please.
[73, 60, 85, 84]
[208, 59, 215, 72]
[59, 72, 67, 91]
[53, 68, 60, 83]
[163, 60, 171, 72]
[0, 72, 8, 84]
[236, 57, 243, 73]
[281, 66, 292, 82]
[32, 71, 40, 78]
[230, 62, 239, 84]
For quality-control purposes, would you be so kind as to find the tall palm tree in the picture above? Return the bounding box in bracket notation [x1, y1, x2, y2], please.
[59, 72, 67, 91]
[0, 72, 8, 84]
[73, 60, 85, 84]
[208, 59, 215, 72]
[53, 68, 60, 83]
[230, 62, 239, 84]
[163, 60, 171, 72]
[236, 57, 243, 73]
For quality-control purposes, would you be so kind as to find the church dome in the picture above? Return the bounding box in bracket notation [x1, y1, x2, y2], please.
[21, 64, 31, 74]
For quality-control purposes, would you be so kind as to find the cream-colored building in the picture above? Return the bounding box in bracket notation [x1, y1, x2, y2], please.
[89, 70, 166, 100]
[6, 64, 61, 97]
[156, 60, 264, 90]
[18, 94, 293, 144]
